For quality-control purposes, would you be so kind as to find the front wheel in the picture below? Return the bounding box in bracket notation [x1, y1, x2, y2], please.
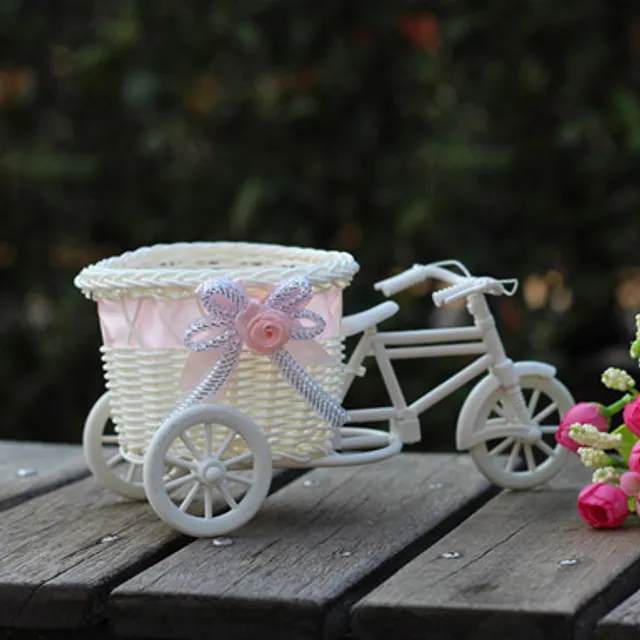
[470, 375, 573, 490]
[144, 404, 273, 537]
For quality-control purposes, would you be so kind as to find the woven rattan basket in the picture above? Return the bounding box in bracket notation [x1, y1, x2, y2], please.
[75, 242, 359, 466]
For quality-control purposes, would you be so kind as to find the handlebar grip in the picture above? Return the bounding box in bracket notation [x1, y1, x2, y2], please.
[432, 281, 477, 307]
[374, 265, 426, 297]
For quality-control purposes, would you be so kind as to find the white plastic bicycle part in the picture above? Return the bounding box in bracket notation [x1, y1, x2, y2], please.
[460, 368, 573, 490]
[304, 426, 403, 467]
[432, 277, 519, 308]
[82, 392, 147, 500]
[144, 404, 272, 537]
[341, 301, 399, 337]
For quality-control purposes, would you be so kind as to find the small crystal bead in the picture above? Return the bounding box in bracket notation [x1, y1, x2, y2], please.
[100, 534, 119, 543]
[558, 558, 579, 566]
[440, 551, 463, 559]
[212, 537, 234, 547]
[16, 468, 38, 478]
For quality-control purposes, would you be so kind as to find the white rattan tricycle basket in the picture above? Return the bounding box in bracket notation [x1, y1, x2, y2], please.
[75, 242, 359, 466]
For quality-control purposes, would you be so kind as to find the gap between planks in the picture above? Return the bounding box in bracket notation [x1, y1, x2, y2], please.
[351, 456, 640, 640]
[109, 453, 498, 640]
[0, 453, 300, 631]
[0, 441, 90, 512]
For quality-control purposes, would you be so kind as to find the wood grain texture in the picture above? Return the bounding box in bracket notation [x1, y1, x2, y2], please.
[0, 441, 88, 512]
[351, 458, 640, 640]
[596, 589, 640, 640]
[109, 453, 495, 640]
[0, 479, 195, 630]
[0, 464, 293, 632]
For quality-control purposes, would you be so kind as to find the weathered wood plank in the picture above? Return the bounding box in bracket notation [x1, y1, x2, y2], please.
[351, 458, 640, 640]
[0, 441, 88, 512]
[0, 466, 294, 631]
[596, 587, 640, 640]
[109, 453, 496, 640]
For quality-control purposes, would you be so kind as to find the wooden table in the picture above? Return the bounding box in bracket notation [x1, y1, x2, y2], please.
[2, 440, 640, 640]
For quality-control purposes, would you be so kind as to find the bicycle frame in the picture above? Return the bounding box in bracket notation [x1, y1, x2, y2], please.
[341, 292, 519, 444]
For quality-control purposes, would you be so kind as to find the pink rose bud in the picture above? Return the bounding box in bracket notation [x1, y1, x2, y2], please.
[623, 397, 640, 437]
[577, 482, 629, 529]
[628, 441, 640, 473]
[236, 301, 292, 356]
[555, 402, 610, 452]
[621, 471, 640, 496]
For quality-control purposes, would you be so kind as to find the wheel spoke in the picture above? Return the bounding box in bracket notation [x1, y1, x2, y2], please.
[527, 389, 541, 417]
[101, 435, 119, 445]
[205, 424, 213, 456]
[540, 425, 559, 434]
[164, 455, 196, 472]
[165, 472, 198, 491]
[489, 437, 514, 457]
[523, 444, 536, 471]
[225, 472, 253, 487]
[532, 402, 558, 424]
[535, 439, 557, 457]
[107, 452, 124, 468]
[224, 451, 253, 468]
[204, 486, 213, 518]
[487, 417, 507, 426]
[217, 482, 239, 510]
[506, 441, 521, 472]
[125, 463, 137, 483]
[492, 403, 506, 418]
[217, 429, 237, 459]
[179, 482, 200, 512]
[180, 433, 202, 460]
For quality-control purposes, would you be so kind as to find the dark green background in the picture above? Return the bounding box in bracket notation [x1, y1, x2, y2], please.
[1, 0, 639, 450]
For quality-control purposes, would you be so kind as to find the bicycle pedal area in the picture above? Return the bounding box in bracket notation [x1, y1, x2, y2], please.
[2, 440, 640, 640]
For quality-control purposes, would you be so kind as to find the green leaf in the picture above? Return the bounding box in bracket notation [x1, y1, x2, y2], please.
[629, 496, 636, 514]
[612, 424, 640, 462]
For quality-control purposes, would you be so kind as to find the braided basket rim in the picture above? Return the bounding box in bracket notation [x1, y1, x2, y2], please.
[74, 242, 360, 300]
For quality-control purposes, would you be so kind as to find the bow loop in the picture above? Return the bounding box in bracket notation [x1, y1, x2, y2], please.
[198, 278, 247, 322]
[264, 276, 313, 314]
[289, 308, 326, 341]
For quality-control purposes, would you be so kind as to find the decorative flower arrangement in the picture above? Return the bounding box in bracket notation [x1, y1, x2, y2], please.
[557, 315, 640, 529]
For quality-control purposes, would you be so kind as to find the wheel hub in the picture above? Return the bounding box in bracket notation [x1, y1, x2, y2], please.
[198, 459, 225, 486]
[523, 426, 543, 444]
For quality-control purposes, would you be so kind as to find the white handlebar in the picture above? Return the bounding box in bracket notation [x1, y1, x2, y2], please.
[374, 265, 426, 297]
[374, 262, 519, 305]
[432, 277, 519, 307]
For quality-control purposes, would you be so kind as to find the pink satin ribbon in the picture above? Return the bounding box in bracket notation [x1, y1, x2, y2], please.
[97, 286, 342, 349]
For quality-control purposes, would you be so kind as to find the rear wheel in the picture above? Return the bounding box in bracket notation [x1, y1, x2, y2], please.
[82, 393, 147, 500]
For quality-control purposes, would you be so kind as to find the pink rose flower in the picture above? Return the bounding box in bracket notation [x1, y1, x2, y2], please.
[621, 471, 640, 497]
[555, 402, 610, 452]
[623, 397, 640, 437]
[236, 301, 291, 355]
[628, 441, 640, 473]
[577, 483, 629, 529]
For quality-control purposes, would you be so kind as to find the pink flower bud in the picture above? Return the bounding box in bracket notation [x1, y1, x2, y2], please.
[621, 471, 640, 497]
[555, 402, 610, 453]
[628, 441, 640, 473]
[623, 397, 640, 438]
[577, 482, 629, 529]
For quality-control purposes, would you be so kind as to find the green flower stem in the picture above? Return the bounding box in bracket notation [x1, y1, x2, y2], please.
[603, 394, 635, 417]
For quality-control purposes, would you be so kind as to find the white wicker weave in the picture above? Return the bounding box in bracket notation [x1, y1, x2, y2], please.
[76, 242, 359, 466]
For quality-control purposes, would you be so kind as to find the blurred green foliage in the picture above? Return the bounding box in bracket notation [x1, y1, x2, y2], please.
[1, 0, 639, 449]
